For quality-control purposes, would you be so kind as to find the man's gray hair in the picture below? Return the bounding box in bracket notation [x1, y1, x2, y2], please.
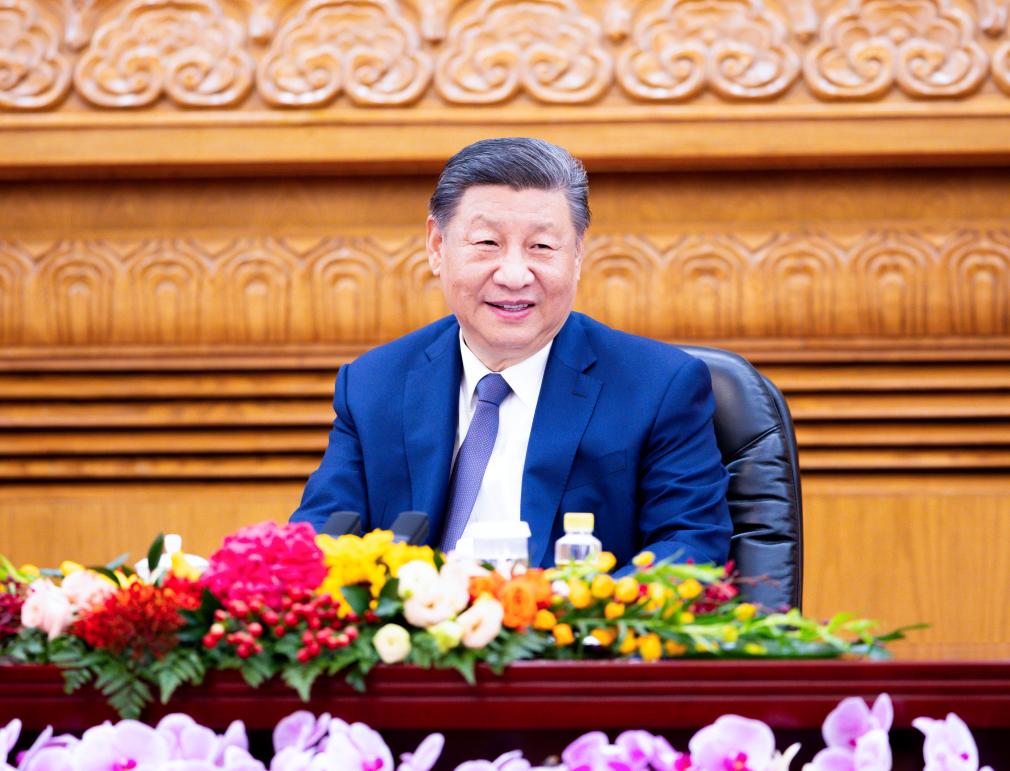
[429, 137, 591, 237]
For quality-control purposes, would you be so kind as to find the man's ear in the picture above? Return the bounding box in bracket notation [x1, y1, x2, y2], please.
[426, 216, 443, 276]
[574, 236, 585, 282]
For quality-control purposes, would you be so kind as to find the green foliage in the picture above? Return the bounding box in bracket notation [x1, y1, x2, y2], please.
[147, 534, 166, 577]
[150, 647, 206, 703]
[341, 585, 371, 617]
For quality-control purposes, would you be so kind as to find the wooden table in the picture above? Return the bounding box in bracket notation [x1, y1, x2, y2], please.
[4, 661, 1009, 767]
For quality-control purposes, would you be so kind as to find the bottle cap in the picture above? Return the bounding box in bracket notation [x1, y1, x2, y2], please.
[563, 512, 594, 532]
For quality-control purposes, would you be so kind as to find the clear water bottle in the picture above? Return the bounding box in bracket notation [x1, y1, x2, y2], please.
[554, 512, 602, 565]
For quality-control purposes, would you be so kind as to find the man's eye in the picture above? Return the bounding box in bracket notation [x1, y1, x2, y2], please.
[476, 240, 498, 247]
[533, 243, 555, 250]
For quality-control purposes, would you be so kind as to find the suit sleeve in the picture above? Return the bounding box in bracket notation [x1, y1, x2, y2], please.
[290, 362, 370, 531]
[635, 355, 732, 566]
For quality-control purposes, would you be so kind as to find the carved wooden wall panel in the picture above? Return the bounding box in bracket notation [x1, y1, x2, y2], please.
[9, 0, 1010, 111]
[3, 228, 1010, 347]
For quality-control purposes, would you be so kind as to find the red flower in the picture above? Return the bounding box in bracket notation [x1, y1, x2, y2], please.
[201, 522, 326, 610]
[73, 581, 200, 660]
[0, 583, 25, 641]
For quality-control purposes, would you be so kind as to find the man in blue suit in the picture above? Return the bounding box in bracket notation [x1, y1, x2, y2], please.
[292, 138, 731, 570]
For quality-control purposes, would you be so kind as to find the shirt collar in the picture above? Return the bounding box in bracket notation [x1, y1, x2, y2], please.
[459, 330, 553, 409]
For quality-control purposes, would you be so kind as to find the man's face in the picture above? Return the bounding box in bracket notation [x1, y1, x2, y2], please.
[426, 184, 584, 371]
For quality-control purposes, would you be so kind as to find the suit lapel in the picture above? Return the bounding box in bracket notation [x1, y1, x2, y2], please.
[404, 322, 461, 543]
[522, 314, 602, 567]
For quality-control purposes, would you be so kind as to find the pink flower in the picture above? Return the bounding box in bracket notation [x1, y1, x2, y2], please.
[202, 523, 326, 609]
[60, 571, 115, 614]
[912, 714, 993, 771]
[688, 715, 776, 771]
[273, 712, 331, 754]
[562, 732, 635, 771]
[20, 580, 74, 641]
[398, 734, 444, 771]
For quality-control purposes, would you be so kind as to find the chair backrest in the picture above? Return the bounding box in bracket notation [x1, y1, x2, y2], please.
[679, 346, 804, 611]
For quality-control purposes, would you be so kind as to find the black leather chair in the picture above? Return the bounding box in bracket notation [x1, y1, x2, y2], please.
[679, 346, 803, 611]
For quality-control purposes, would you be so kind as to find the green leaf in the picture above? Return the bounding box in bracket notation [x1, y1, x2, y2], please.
[282, 662, 324, 701]
[104, 552, 130, 571]
[89, 566, 120, 585]
[341, 584, 371, 616]
[374, 579, 401, 617]
[147, 534, 165, 577]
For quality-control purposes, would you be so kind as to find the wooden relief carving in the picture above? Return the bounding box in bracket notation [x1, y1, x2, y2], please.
[947, 231, 1010, 335]
[992, 36, 1010, 92]
[35, 242, 119, 344]
[580, 236, 662, 335]
[258, 0, 431, 106]
[126, 241, 207, 344]
[304, 240, 382, 342]
[851, 232, 932, 336]
[616, 0, 800, 101]
[5, 229, 1010, 346]
[0, 0, 72, 110]
[760, 235, 841, 337]
[0, 242, 32, 345]
[435, 0, 612, 104]
[805, 0, 988, 99]
[212, 240, 296, 343]
[976, 0, 1009, 34]
[670, 235, 748, 338]
[74, 0, 254, 108]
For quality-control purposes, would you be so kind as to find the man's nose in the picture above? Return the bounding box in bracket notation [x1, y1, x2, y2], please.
[493, 246, 534, 289]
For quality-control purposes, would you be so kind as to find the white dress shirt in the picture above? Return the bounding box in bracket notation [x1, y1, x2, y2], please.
[451, 331, 552, 556]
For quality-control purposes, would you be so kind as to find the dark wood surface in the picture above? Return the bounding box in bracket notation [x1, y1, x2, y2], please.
[4, 660, 1010, 731]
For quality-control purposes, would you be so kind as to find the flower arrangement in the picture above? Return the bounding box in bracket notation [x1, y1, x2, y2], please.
[0, 522, 914, 719]
[0, 694, 994, 770]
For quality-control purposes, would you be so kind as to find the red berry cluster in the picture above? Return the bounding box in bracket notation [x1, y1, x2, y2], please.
[0, 583, 25, 641]
[201, 588, 366, 662]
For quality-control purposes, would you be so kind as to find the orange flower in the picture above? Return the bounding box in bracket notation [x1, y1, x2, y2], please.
[500, 579, 539, 629]
[468, 572, 505, 601]
[553, 623, 574, 646]
[521, 569, 553, 608]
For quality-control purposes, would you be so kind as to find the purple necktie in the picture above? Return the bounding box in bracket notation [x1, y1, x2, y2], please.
[440, 373, 511, 552]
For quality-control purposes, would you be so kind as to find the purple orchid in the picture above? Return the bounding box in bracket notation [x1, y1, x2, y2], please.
[806, 694, 893, 771]
[687, 715, 777, 771]
[912, 714, 993, 771]
[74, 720, 172, 771]
[273, 713, 331, 755]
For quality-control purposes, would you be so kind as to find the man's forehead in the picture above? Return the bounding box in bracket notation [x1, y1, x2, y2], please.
[453, 186, 572, 231]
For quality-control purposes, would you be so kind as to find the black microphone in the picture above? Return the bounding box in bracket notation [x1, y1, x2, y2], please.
[390, 511, 429, 545]
[320, 511, 363, 537]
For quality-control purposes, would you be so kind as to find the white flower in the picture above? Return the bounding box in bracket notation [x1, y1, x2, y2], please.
[372, 624, 411, 664]
[457, 599, 504, 649]
[403, 582, 456, 628]
[428, 620, 463, 653]
[397, 561, 439, 599]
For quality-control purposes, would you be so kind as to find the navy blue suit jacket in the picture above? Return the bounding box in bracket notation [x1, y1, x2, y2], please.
[292, 312, 732, 569]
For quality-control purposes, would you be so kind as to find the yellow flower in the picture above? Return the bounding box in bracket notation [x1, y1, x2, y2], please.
[694, 640, 714, 653]
[568, 580, 592, 609]
[614, 577, 639, 603]
[677, 578, 703, 600]
[679, 611, 695, 624]
[734, 603, 757, 622]
[632, 551, 655, 568]
[170, 552, 201, 581]
[604, 601, 625, 620]
[553, 624, 575, 646]
[744, 643, 767, 656]
[644, 582, 667, 611]
[638, 633, 662, 661]
[18, 564, 40, 578]
[665, 640, 687, 657]
[533, 609, 558, 631]
[722, 627, 739, 643]
[544, 568, 561, 581]
[382, 542, 435, 577]
[593, 552, 617, 573]
[591, 627, 617, 646]
[590, 575, 615, 600]
[60, 560, 85, 576]
[618, 630, 638, 655]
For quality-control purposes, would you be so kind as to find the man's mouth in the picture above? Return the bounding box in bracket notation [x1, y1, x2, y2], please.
[487, 302, 534, 312]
